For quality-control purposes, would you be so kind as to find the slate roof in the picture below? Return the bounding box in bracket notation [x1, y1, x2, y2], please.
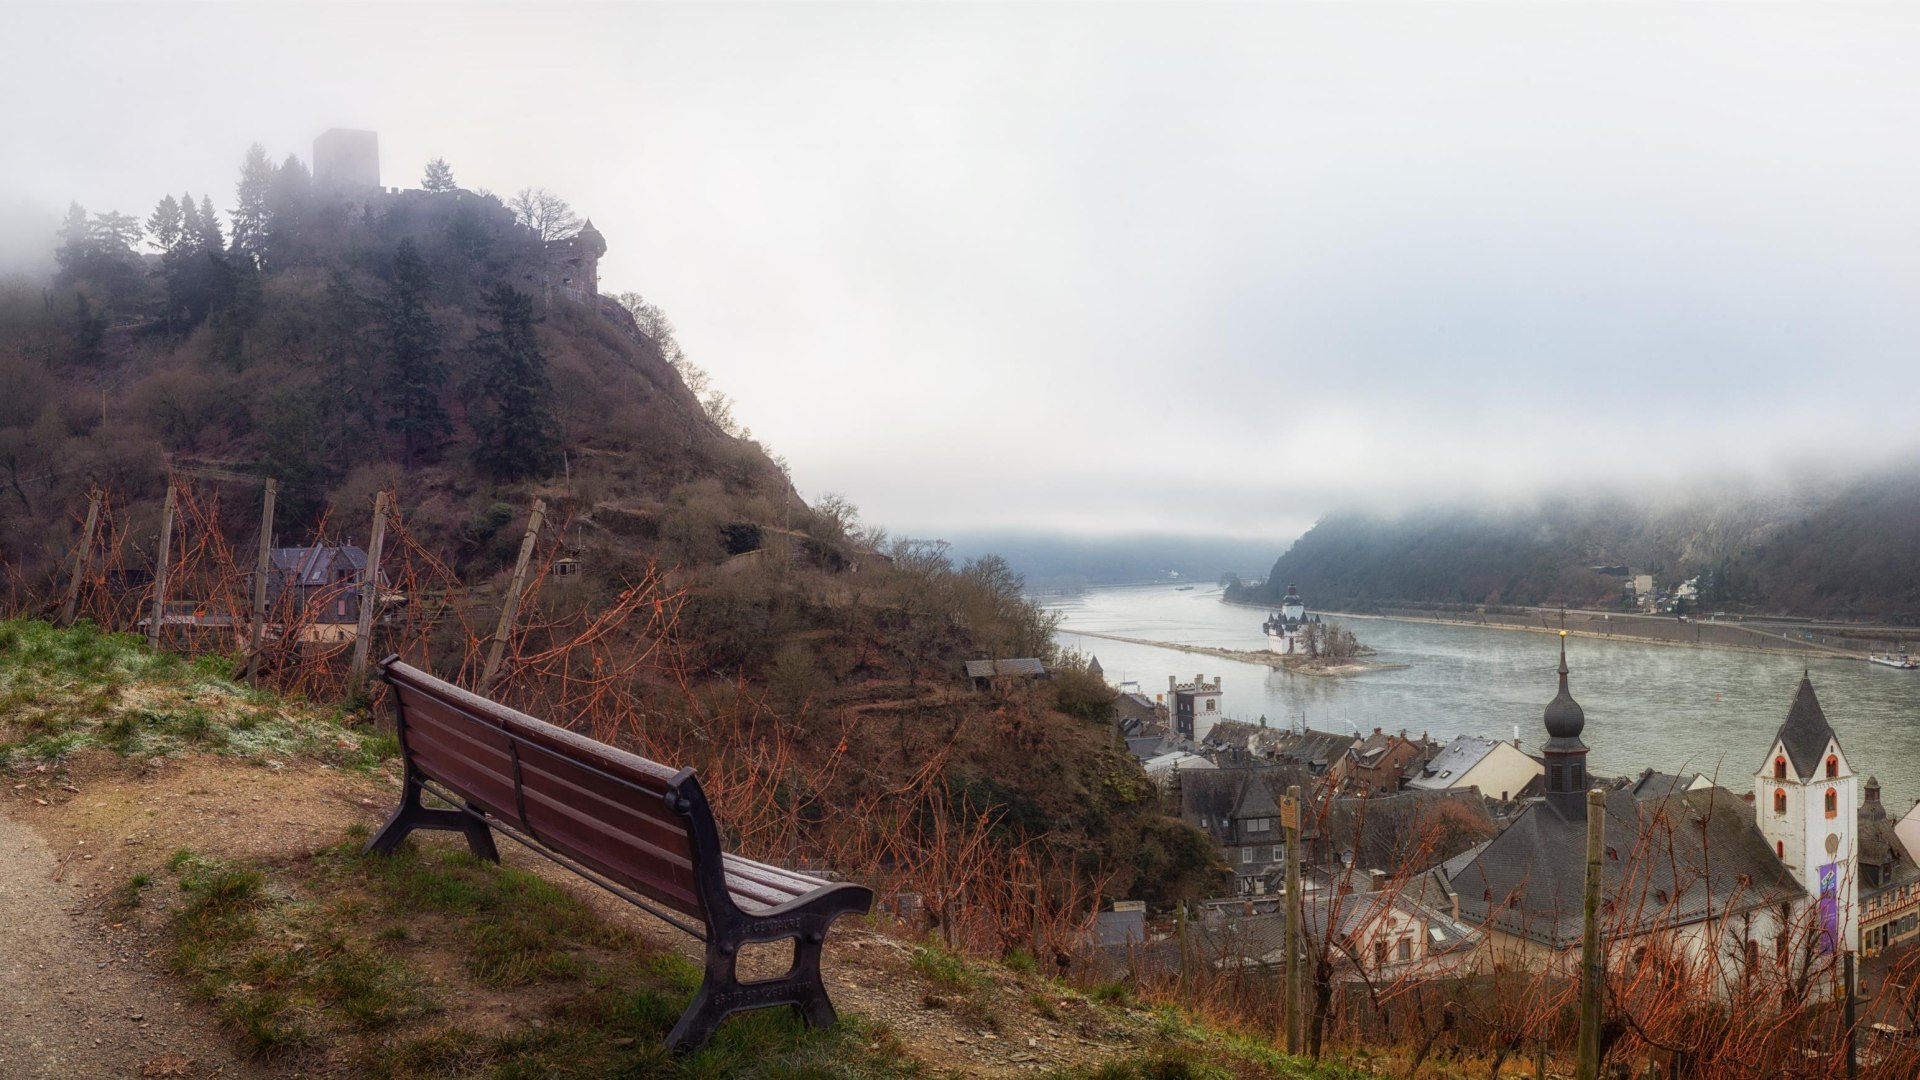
[269, 545, 369, 586]
[1178, 766, 1313, 844]
[1446, 786, 1805, 950]
[1407, 735, 1504, 790]
[1773, 676, 1840, 780]
[964, 658, 1048, 679]
[1268, 728, 1358, 771]
[1322, 789, 1500, 874]
[1628, 769, 1712, 801]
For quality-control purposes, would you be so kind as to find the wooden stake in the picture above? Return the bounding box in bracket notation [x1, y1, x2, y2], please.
[347, 491, 391, 690]
[58, 490, 102, 627]
[246, 479, 277, 687]
[480, 497, 546, 693]
[1575, 787, 1605, 1080]
[147, 485, 177, 650]
[1284, 784, 1304, 1055]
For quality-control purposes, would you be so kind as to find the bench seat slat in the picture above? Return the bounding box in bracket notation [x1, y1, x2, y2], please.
[723, 856, 827, 899]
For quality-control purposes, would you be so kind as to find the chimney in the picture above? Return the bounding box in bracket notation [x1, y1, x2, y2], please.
[1169, 676, 1177, 692]
[1368, 869, 1387, 891]
[1374, 727, 1382, 736]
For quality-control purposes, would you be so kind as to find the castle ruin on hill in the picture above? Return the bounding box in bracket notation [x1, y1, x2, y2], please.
[311, 127, 608, 305]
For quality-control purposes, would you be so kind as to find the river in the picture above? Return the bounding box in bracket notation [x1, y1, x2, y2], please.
[1045, 583, 1920, 813]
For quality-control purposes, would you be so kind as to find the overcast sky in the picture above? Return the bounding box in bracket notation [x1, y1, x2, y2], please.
[7, 2, 1920, 544]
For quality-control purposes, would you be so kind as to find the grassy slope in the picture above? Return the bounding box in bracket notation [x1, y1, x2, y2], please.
[2, 619, 1345, 1080]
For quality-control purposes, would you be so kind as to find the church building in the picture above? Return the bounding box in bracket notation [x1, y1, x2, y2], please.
[1444, 634, 1812, 993]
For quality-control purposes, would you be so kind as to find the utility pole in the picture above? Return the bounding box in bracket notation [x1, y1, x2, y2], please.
[1575, 787, 1605, 1080]
[346, 491, 391, 690]
[147, 485, 177, 650]
[58, 490, 102, 627]
[245, 479, 277, 687]
[1283, 784, 1304, 1055]
[480, 497, 546, 693]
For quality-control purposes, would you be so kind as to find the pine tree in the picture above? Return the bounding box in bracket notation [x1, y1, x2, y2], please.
[263, 154, 311, 266]
[466, 284, 561, 481]
[52, 202, 91, 282]
[382, 240, 451, 465]
[197, 195, 224, 251]
[229, 143, 272, 260]
[421, 157, 457, 192]
[146, 196, 183, 254]
[178, 193, 204, 255]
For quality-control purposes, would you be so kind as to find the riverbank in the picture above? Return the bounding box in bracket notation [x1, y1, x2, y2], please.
[1220, 596, 1867, 659]
[1067, 629, 1407, 677]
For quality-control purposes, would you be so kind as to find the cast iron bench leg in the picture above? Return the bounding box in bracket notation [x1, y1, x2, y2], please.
[665, 892, 869, 1052]
[364, 765, 500, 863]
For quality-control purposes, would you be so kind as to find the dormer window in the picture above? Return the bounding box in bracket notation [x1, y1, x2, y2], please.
[1825, 755, 1838, 779]
[1774, 756, 1786, 780]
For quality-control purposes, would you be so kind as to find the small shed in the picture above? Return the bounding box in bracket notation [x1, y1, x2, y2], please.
[964, 657, 1049, 691]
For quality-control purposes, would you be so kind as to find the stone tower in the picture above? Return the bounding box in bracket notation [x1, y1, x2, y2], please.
[313, 129, 380, 190]
[1754, 676, 1858, 954]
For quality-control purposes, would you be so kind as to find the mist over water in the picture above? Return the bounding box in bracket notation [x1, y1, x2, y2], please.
[1047, 583, 1920, 813]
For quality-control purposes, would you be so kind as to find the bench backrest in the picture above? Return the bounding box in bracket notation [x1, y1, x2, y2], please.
[380, 658, 725, 923]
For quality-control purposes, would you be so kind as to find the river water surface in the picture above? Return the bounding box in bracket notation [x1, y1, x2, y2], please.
[1045, 583, 1920, 812]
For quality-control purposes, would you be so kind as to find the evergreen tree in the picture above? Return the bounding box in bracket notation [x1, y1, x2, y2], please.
[147, 195, 182, 254]
[197, 195, 224, 251]
[231, 144, 274, 260]
[52, 202, 91, 282]
[382, 240, 451, 465]
[465, 284, 560, 481]
[421, 157, 457, 192]
[320, 271, 382, 455]
[178, 193, 204, 254]
[71, 292, 107, 365]
[90, 210, 142, 255]
[263, 154, 311, 266]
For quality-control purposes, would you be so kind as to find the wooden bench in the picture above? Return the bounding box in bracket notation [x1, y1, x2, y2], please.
[363, 656, 873, 1051]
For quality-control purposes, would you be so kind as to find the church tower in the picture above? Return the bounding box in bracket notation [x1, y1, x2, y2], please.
[1540, 631, 1590, 819]
[1755, 675, 1858, 954]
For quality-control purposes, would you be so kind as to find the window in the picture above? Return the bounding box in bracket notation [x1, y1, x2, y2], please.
[1825, 788, 1838, 818]
[1206, 699, 1217, 712]
[1396, 938, 1412, 962]
[1744, 939, 1760, 973]
[1241, 848, 1254, 864]
[1826, 755, 1839, 779]
[1372, 940, 1388, 967]
[1774, 755, 1787, 780]
[1549, 765, 1564, 789]
[1777, 840, 1785, 859]
[1774, 789, 1787, 815]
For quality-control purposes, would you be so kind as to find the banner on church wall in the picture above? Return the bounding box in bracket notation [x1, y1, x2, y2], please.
[1816, 862, 1839, 954]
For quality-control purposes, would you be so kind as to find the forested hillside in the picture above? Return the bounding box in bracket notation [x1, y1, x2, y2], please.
[0, 142, 1224, 943]
[1231, 472, 1920, 619]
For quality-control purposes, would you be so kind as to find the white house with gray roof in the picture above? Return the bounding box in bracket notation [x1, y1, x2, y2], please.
[1405, 733, 1542, 802]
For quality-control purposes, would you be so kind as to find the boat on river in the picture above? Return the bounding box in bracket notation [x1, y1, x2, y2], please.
[1868, 653, 1918, 669]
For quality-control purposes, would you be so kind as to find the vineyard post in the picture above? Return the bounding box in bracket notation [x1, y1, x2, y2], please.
[147, 485, 177, 650]
[481, 497, 546, 693]
[346, 490, 390, 690]
[1575, 787, 1604, 1080]
[1845, 949, 1857, 1080]
[1284, 784, 1303, 1055]
[246, 479, 277, 686]
[58, 490, 102, 627]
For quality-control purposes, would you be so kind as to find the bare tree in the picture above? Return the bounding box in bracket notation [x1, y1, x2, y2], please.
[508, 187, 580, 241]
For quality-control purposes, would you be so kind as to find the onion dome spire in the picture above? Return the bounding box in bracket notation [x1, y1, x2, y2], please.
[1543, 631, 1586, 741]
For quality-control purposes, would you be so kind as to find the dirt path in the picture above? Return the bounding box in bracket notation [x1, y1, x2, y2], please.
[4, 754, 1152, 1079]
[0, 787, 261, 1080]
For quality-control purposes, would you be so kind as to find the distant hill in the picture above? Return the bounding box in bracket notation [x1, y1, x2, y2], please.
[1229, 471, 1920, 620]
[941, 531, 1279, 592]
